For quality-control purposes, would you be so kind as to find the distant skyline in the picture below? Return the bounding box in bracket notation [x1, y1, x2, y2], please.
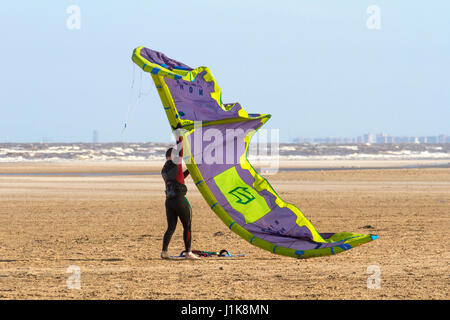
[2, 131, 449, 144]
[0, 1, 449, 143]
[294, 132, 450, 144]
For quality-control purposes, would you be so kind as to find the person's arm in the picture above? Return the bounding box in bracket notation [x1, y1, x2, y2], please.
[175, 136, 185, 184]
[183, 169, 189, 178]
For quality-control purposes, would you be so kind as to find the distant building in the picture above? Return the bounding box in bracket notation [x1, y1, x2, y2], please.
[418, 136, 427, 143]
[292, 137, 311, 144]
[396, 136, 410, 143]
[376, 133, 388, 144]
[363, 133, 374, 144]
[438, 134, 448, 143]
[92, 130, 99, 143]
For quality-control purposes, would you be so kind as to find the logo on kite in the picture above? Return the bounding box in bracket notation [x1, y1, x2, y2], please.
[228, 187, 255, 205]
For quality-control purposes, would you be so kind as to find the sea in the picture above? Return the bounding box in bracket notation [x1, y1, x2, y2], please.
[1, 143, 449, 162]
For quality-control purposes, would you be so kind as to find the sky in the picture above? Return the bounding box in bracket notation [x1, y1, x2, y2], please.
[0, 1, 449, 143]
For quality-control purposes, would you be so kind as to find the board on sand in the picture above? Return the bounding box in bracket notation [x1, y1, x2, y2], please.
[169, 249, 246, 259]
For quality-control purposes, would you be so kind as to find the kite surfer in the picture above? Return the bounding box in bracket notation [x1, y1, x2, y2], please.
[160, 133, 199, 260]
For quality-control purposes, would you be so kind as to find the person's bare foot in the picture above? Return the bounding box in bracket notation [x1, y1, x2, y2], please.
[185, 251, 200, 260]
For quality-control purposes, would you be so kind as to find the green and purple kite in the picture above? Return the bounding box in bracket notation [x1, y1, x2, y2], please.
[132, 46, 378, 259]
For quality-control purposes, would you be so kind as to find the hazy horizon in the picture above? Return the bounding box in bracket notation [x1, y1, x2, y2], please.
[1, 1, 449, 143]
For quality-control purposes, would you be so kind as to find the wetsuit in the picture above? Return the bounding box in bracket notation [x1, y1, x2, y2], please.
[161, 136, 192, 252]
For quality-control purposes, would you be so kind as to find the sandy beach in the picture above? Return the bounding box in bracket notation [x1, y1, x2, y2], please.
[0, 161, 448, 299]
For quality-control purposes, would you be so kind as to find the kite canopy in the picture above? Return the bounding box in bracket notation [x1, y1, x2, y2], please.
[132, 46, 378, 258]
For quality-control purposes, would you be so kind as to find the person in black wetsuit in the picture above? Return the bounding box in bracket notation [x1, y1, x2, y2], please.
[160, 135, 199, 260]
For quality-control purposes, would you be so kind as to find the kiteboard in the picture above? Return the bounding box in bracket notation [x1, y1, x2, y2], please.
[169, 249, 246, 259]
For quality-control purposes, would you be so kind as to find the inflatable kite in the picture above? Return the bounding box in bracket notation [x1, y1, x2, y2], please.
[132, 46, 378, 259]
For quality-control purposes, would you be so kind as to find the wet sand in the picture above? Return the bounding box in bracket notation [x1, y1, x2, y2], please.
[0, 161, 448, 299]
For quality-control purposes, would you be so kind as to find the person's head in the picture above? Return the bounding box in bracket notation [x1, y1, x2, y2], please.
[165, 147, 174, 161]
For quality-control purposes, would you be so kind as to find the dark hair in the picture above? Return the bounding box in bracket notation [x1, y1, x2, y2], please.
[166, 147, 174, 159]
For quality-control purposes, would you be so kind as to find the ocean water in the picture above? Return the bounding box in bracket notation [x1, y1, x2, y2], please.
[0, 143, 449, 162]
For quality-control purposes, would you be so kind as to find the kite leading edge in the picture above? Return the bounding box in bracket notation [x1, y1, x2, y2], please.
[132, 46, 378, 259]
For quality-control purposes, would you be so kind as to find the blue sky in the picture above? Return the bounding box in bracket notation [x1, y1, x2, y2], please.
[0, 1, 449, 142]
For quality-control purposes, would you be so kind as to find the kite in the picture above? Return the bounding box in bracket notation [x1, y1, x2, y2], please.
[132, 46, 378, 259]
